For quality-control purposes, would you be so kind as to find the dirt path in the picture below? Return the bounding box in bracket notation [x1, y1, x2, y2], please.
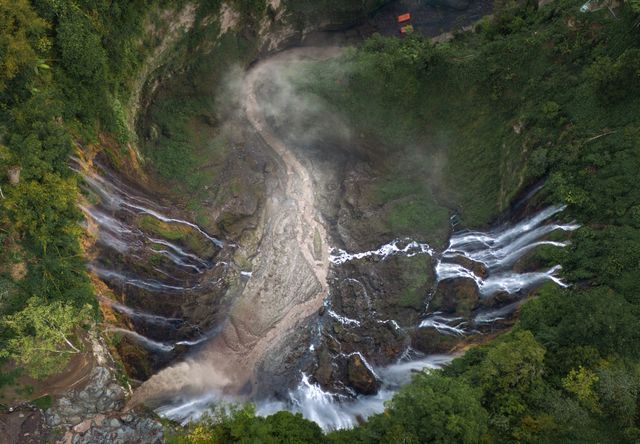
[129, 47, 339, 408]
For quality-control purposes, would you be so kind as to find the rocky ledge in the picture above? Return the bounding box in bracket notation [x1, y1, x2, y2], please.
[44, 332, 166, 444]
[46, 366, 164, 444]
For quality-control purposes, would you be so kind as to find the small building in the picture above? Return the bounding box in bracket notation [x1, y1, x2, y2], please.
[397, 13, 411, 23]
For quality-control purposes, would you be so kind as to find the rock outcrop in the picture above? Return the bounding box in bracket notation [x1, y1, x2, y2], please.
[430, 277, 480, 317]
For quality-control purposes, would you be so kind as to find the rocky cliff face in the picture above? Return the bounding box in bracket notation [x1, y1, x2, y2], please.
[87, 0, 505, 406]
[55, 0, 558, 438]
[69, 0, 399, 417]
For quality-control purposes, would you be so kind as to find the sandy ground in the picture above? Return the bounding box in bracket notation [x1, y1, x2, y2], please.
[129, 48, 339, 408]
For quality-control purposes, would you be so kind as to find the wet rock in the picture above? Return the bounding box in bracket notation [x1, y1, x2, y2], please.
[411, 328, 461, 354]
[347, 353, 380, 395]
[449, 255, 488, 278]
[314, 347, 334, 387]
[430, 277, 479, 318]
[480, 290, 515, 308]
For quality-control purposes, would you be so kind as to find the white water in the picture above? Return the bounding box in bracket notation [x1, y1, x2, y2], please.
[75, 163, 223, 249]
[473, 300, 523, 325]
[435, 205, 579, 299]
[99, 295, 182, 325]
[106, 323, 214, 352]
[148, 238, 210, 268]
[153, 248, 204, 273]
[327, 308, 362, 327]
[449, 205, 566, 249]
[330, 239, 434, 265]
[158, 353, 453, 430]
[475, 265, 569, 297]
[79, 180, 213, 277]
[413, 206, 578, 336]
[125, 202, 224, 248]
[258, 353, 454, 430]
[91, 266, 193, 293]
[419, 313, 469, 336]
[151, 204, 578, 430]
[107, 328, 176, 352]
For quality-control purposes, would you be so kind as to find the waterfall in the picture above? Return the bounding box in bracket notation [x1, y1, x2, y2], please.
[73, 159, 223, 253]
[435, 205, 579, 299]
[329, 239, 434, 265]
[419, 313, 468, 336]
[158, 353, 453, 431]
[91, 266, 194, 293]
[99, 295, 182, 326]
[148, 204, 578, 430]
[258, 353, 453, 430]
[73, 158, 231, 362]
[106, 328, 176, 353]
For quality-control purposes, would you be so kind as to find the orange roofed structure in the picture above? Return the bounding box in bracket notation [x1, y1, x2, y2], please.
[397, 13, 411, 23]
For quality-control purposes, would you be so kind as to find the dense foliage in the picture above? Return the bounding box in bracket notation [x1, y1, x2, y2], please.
[167, 405, 326, 444]
[0, 0, 157, 383]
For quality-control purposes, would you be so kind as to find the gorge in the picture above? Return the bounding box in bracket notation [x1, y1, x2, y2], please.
[81, 36, 579, 430]
[2, 0, 639, 443]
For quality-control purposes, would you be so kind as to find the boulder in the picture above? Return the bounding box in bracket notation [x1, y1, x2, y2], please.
[480, 290, 515, 309]
[7, 166, 20, 185]
[73, 419, 92, 434]
[313, 347, 334, 387]
[347, 353, 380, 395]
[449, 256, 488, 278]
[411, 328, 460, 354]
[430, 277, 480, 317]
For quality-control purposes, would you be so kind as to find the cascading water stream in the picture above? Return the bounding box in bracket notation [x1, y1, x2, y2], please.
[98, 295, 183, 326]
[435, 205, 579, 300]
[154, 204, 579, 431]
[73, 157, 233, 359]
[158, 353, 454, 430]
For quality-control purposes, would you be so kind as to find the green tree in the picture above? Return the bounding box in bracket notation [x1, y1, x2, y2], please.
[4, 173, 81, 251]
[0, 297, 92, 378]
[55, 10, 107, 85]
[0, 0, 49, 93]
[387, 372, 488, 444]
[331, 372, 488, 444]
[562, 366, 600, 413]
[469, 331, 546, 438]
[595, 360, 640, 427]
[170, 404, 327, 444]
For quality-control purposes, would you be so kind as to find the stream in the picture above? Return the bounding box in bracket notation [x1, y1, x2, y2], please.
[151, 201, 577, 430]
